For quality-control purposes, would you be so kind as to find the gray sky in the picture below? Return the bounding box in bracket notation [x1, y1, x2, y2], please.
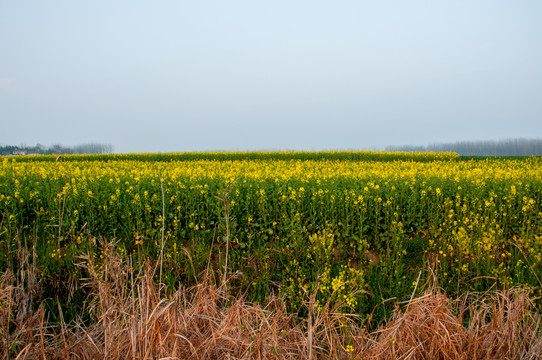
[1, 1, 541, 153]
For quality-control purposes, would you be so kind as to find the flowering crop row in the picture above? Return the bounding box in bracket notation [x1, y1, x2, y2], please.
[1, 155, 541, 316]
[10, 150, 459, 163]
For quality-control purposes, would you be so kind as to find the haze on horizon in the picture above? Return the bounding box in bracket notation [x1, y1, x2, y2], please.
[1, 1, 541, 154]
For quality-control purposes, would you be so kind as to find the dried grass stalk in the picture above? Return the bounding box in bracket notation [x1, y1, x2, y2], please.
[3, 242, 542, 359]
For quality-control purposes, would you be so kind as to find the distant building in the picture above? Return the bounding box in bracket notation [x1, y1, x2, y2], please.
[13, 150, 27, 156]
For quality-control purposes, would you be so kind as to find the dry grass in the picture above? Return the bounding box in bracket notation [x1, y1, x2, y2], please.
[367, 287, 542, 359]
[2, 242, 542, 359]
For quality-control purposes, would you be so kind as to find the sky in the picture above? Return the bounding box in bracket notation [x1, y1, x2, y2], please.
[1, 1, 541, 153]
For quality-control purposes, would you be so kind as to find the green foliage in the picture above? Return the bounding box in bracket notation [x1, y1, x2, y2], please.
[1, 154, 542, 322]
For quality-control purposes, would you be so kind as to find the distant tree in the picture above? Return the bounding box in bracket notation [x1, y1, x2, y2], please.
[427, 138, 542, 156]
[387, 138, 542, 156]
[0, 145, 19, 155]
[1, 143, 109, 156]
[73, 143, 114, 154]
[49, 144, 66, 154]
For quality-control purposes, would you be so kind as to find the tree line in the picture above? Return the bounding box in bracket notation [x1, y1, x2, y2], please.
[386, 138, 542, 156]
[0, 143, 114, 156]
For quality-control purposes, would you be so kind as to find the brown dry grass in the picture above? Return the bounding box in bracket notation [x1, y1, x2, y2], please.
[2, 242, 542, 359]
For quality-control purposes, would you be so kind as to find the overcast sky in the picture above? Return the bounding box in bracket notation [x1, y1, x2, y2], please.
[1, 1, 541, 153]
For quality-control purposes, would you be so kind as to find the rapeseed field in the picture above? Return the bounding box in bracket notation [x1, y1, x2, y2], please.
[1, 152, 541, 318]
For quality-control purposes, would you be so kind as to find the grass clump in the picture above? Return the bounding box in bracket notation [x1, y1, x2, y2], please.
[2, 241, 542, 359]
